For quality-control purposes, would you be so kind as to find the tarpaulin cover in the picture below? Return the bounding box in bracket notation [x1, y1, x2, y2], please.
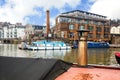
[0, 56, 72, 80]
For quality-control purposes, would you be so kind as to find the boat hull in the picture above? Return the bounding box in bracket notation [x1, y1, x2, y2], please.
[87, 42, 109, 48]
[18, 44, 28, 50]
[27, 46, 71, 50]
[115, 52, 120, 65]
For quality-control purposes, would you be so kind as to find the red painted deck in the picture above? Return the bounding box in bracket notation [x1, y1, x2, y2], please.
[56, 66, 120, 80]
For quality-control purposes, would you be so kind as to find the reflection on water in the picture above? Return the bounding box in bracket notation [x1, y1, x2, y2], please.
[0, 44, 120, 66]
[88, 48, 115, 65]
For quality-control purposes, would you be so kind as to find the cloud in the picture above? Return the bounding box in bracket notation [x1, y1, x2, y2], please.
[0, 0, 81, 25]
[89, 0, 120, 19]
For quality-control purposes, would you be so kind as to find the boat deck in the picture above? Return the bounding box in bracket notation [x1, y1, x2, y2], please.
[56, 65, 120, 80]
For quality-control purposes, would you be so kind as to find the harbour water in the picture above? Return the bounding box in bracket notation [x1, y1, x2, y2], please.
[0, 44, 120, 66]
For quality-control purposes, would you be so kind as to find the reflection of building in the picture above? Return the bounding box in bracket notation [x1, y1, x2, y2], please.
[88, 48, 109, 65]
[110, 26, 120, 44]
[55, 10, 111, 42]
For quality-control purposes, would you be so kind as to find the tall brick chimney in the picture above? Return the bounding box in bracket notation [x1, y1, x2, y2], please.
[46, 10, 50, 36]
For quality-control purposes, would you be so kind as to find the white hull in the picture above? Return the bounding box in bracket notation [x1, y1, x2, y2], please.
[27, 46, 71, 50]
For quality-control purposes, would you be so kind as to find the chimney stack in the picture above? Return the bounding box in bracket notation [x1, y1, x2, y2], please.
[46, 10, 50, 36]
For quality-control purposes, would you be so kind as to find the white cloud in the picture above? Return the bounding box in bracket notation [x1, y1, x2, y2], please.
[0, 0, 81, 24]
[89, 0, 120, 19]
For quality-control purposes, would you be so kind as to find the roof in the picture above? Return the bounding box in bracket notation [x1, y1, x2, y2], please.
[61, 10, 107, 18]
[0, 56, 72, 80]
[32, 25, 46, 30]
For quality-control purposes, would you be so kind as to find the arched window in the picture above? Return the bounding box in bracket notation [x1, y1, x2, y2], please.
[110, 26, 116, 34]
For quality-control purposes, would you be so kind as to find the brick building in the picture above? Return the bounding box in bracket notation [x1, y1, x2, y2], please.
[55, 10, 111, 42]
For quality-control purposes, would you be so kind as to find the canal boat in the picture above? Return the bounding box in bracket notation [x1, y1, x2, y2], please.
[87, 41, 109, 48]
[73, 41, 110, 48]
[115, 52, 120, 65]
[27, 40, 71, 50]
[18, 42, 29, 50]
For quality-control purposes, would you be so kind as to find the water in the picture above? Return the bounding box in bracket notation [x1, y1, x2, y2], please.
[0, 44, 120, 66]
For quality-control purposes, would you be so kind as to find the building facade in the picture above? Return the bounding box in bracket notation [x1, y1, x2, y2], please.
[0, 22, 25, 40]
[55, 10, 111, 42]
[110, 26, 120, 44]
[24, 24, 46, 40]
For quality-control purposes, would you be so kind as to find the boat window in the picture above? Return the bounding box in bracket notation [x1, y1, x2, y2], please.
[31, 43, 37, 47]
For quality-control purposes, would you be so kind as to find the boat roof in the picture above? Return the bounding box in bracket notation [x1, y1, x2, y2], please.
[0, 56, 72, 80]
[32, 40, 65, 44]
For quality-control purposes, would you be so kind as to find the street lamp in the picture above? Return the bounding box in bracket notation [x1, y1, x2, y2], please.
[77, 29, 89, 66]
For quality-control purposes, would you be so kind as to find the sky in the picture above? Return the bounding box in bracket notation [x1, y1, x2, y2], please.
[0, 0, 120, 26]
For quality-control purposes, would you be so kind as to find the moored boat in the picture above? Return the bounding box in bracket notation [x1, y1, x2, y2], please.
[73, 41, 109, 48]
[115, 52, 120, 65]
[18, 42, 29, 50]
[87, 41, 109, 48]
[27, 40, 71, 50]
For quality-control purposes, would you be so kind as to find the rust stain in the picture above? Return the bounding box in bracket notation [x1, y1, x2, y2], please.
[96, 74, 100, 77]
[73, 73, 93, 80]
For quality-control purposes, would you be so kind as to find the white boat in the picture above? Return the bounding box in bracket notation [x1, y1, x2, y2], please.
[27, 40, 71, 50]
[18, 42, 29, 50]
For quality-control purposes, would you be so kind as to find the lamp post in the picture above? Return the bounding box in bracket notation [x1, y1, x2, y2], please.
[77, 29, 89, 66]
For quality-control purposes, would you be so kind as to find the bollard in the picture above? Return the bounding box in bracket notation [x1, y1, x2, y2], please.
[77, 29, 89, 67]
[77, 36, 87, 66]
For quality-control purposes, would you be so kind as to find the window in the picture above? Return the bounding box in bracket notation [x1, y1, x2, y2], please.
[96, 34, 100, 38]
[69, 25, 74, 30]
[94, 21, 98, 25]
[79, 20, 83, 24]
[104, 34, 109, 38]
[96, 27, 101, 32]
[69, 32, 74, 38]
[61, 31, 64, 38]
[85, 20, 89, 24]
[68, 18, 72, 22]
[79, 26, 84, 30]
[0, 32, 1, 38]
[88, 26, 93, 31]
[14, 35, 17, 38]
[104, 27, 109, 32]
[59, 17, 69, 22]
[88, 33, 93, 38]
[14, 32, 17, 34]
